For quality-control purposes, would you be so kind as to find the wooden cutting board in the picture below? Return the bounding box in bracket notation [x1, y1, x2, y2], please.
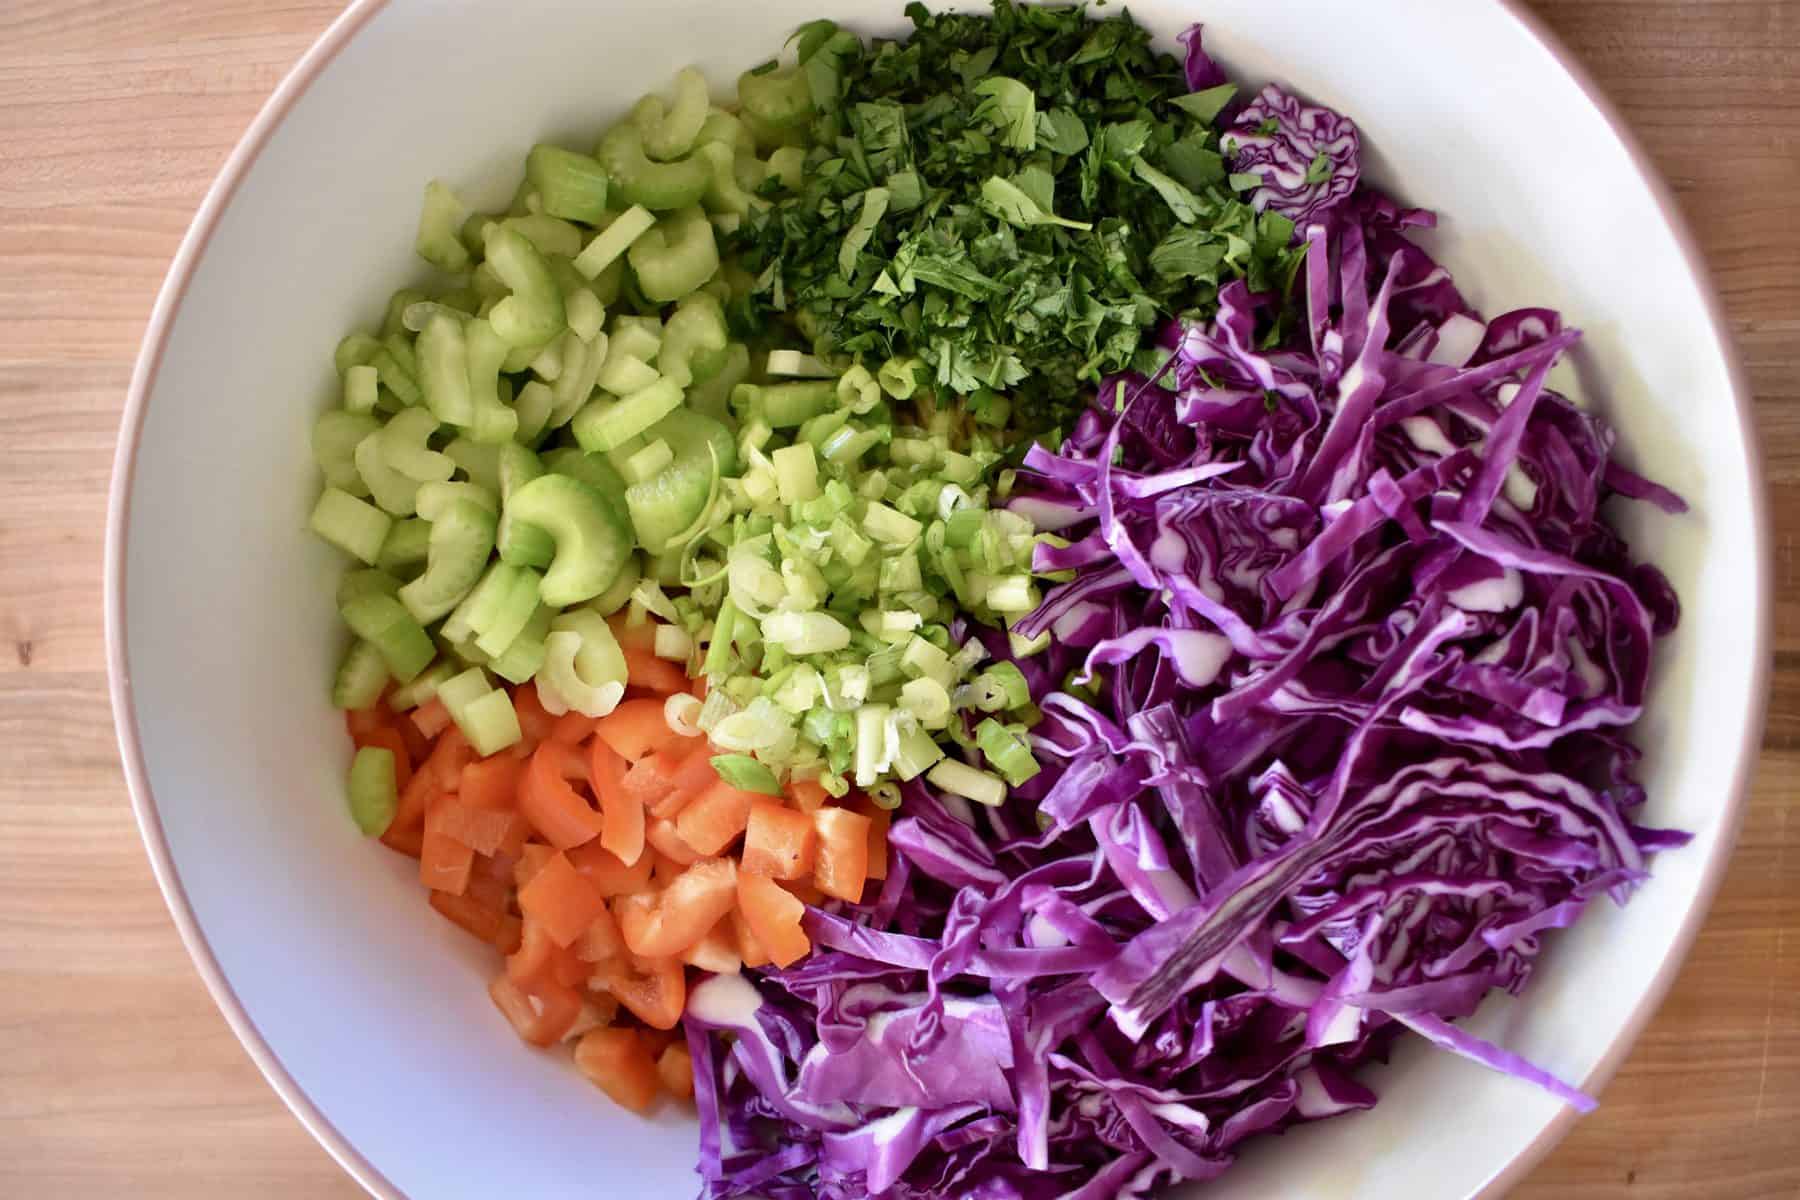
[0, 1, 1794, 1195]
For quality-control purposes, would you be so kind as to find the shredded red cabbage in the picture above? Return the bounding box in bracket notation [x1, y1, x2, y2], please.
[682, 25, 1686, 1200]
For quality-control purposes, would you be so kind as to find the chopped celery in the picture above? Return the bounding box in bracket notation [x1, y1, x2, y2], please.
[609, 315, 664, 362]
[635, 68, 711, 162]
[463, 317, 519, 444]
[417, 312, 474, 425]
[335, 567, 401, 611]
[436, 665, 493, 717]
[591, 551, 644, 616]
[538, 630, 625, 717]
[765, 350, 835, 378]
[331, 639, 389, 710]
[312, 410, 380, 496]
[658, 294, 729, 387]
[737, 380, 836, 428]
[381, 407, 454, 483]
[627, 206, 719, 303]
[596, 352, 660, 397]
[695, 142, 761, 218]
[572, 205, 659, 279]
[527, 144, 610, 224]
[444, 438, 501, 494]
[347, 746, 399, 835]
[377, 518, 431, 574]
[513, 379, 555, 444]
[388, 658, 455, 710]
[566, 289, 606, 343]
[343, 363, 380, 415]
[736, 65, 813, 144]
[310, 487, 393, 565]
[340, 592, 434, 682]
[500, 213, 584, 259]
[397, 497, 498, 623]
[487, 603, 552, 684]
[505, 473, 633, 606]
[414, 181, 470, 272]
[862, 501, 922, 546]
[572, 376, 682, 453]
[457, 688, 522, 755]
[623, 438, 674, 485]
[415, 480, 497, 519]
[483, 224, 566, 348]
[549, 330, 608, 429]
[336, 332, 381, 376]
[710, 753, 782, 795]
[596, 123, 709, 212]
[472, 564, 543, 657]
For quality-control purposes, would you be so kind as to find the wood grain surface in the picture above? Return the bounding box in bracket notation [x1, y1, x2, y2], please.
[0, 1, 1794, 1196]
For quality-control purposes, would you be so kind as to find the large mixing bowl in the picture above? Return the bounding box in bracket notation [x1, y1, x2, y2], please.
[106, 1, 1768, 1196]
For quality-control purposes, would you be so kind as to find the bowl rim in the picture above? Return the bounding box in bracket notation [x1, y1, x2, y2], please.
[102, 2, 1771, 1197]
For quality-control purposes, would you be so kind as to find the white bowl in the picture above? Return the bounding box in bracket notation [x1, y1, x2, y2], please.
[106, 1, 1769, 1197]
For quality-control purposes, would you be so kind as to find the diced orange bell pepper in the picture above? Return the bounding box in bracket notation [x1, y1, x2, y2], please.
[737, 872, 810, 968]
[517, 850, 609, 948]
[616, 859, 738, 959]
[568, 840, 655, 896]
[574, 1027, 661, 1113]
[813, 807, 872, 903]
[741, 801, 818, 880]
[519, 741, 605, 850]
[674, 780, 760, 856]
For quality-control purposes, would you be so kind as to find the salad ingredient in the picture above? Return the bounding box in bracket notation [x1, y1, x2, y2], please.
[733, 1, 1306, 428]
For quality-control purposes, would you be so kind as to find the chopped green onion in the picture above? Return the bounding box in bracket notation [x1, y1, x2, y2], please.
[975, 717, 1040, 786]
[710, 753, 782, 795]
[926, 758, 1007, 807]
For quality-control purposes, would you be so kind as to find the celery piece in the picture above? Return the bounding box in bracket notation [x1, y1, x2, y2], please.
[623, 438, 674, 485]
[437, 666, 493, 718]
[496, 442, 553, 568]
[596, 123, 709, 212]
[415, 181, 470, 272]
[472, 565, 544, 657]
[335, 567, 402, 611]
[976, 718, 1040, 786]
[487, 604, 551, 685]
[635, 68, 711, 162]
[415, 480, 497, 519]
[483, 225, 566, 348]
[689, 342, 749, 426]
[710, 753, 781, 796]
[566, 289, 606, 343]
[340, 593, 435, 682]
[311, 487, 393, 565]
[500, 213, 584, 260]
[765, 350, 835, 379]
[693, 141, 760, 218]
[387, 657, 454, 710]
[572, 377, 683, 453]
[736, 66, 813, 143]
[312, 410, 380, 496]
[625, 408, 733, 554]
[463, 317, 518, 445]
[610, 315, 664, 362]
[377, 518, 431, 575]
[380, 407, 453, 484]
[506, 473, 632, 607]
[547, 331, 607, 430]
[343, 363, 380, 415]
[696, 108, 757, 156]
[335, 332, 382, 376]
[657, 294, 729, 387]
[513, 379, 555, 445]
[331, 639, 389, 710]
[766, 145, 806, 192]
[596, 352, 660, 397]
[736, 380, 835, 429]
[527, 144, 610, 224]
[417, 312, 474, 426]
[456, 688, 521, 755]
[347, 746, 399, 836]
[591, 553, 643, 617]
[444, 438, 501, 494]
[627, 206, 719, 303]
[573, 205, 659, 280]
[397, 497, 498, 624]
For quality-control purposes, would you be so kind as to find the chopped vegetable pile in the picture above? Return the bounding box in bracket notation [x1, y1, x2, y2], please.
[307, 4, 1688, 1197]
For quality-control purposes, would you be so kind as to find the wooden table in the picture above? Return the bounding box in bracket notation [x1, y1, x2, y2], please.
[1, 1, 1794, 1195]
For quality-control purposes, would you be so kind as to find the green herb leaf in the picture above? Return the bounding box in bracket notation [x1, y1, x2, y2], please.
[972, 76, 1037, 151]
[1172, 83, 1238, 124]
